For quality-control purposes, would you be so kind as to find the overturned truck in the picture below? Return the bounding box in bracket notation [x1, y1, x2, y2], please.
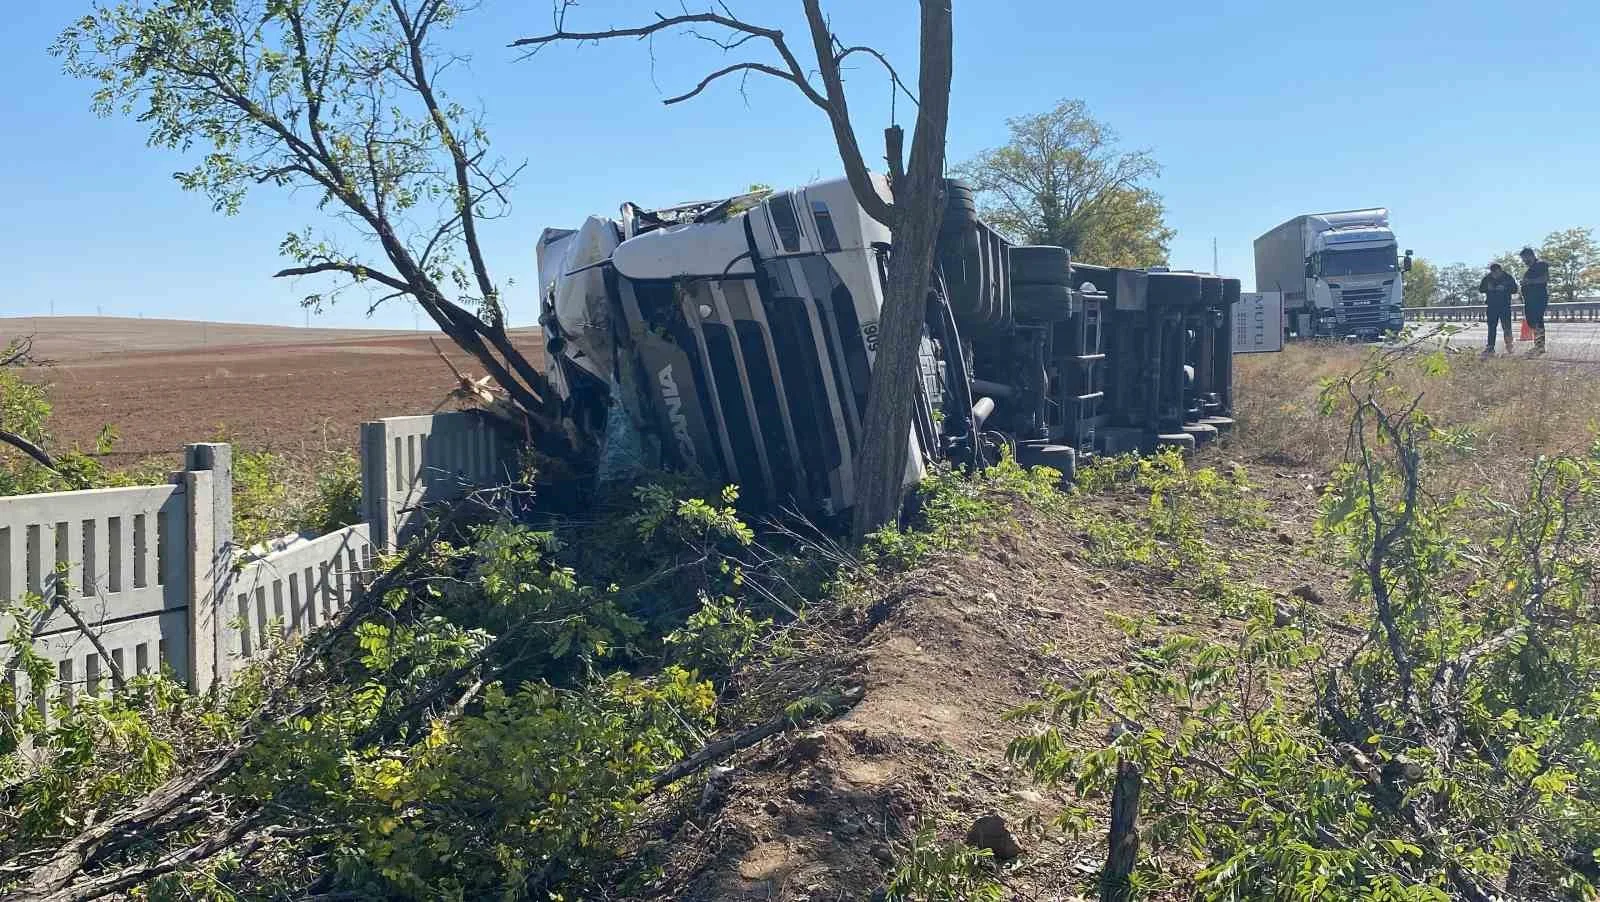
[537, 175, 1238, 518]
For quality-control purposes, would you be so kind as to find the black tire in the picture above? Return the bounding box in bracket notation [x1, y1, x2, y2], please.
[944, 179, 977, 211]
[1009, 245, 1070, 286]
[1012, 283, 1074, 323]
[1016, 441, 1077, 481]
[941, 187, 980, 236]
[1147, 272, 1202, 306]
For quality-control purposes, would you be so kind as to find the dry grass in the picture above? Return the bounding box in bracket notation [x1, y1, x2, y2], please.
[1233, 342, 1600, 485]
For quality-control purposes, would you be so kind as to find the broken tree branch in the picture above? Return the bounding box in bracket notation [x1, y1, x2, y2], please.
[649, 685, 863, 793]
[0, 429, 56, 471]
[56, 596, 128, 694]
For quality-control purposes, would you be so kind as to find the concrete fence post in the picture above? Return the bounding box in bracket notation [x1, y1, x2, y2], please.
[183, 443, 233, 692]
[359, 421, 393, 550]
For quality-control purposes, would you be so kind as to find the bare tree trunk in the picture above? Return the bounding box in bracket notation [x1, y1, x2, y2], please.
[1101, 757, 1143, 902]
[849, 0, 952, 540]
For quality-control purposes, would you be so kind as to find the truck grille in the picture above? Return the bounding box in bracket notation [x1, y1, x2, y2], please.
[668, 256, 866, 515]
[1337, 286, 1390, 331]
[629, 253, 886, 517]
[764, 295, 846, 505]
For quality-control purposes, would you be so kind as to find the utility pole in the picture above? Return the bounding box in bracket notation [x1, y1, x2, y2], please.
[1212, 237, 1219, 275]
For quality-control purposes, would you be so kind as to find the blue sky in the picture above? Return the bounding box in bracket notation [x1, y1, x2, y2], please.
[4, 0, 1598, 328]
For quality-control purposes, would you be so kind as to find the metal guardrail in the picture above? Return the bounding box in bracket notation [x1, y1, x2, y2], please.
[1409, 299, 1600, 323]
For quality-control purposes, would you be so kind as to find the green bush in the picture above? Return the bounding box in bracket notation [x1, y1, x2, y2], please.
[230, 445, 364, 548]
[884, 830, 1003, 902]
[343, 668, 715, 900]
[1012, 350, 1600, 901]
[864, 454, 1065, 570]
[665, 593, 771, 676]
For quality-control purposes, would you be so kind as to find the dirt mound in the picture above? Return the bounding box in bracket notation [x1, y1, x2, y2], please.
[638, 463, 1346, 899]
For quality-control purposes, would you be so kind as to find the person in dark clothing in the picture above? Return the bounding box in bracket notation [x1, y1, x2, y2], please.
[1479, 262, 1518, 354]
[1520, 246, 1550, 355]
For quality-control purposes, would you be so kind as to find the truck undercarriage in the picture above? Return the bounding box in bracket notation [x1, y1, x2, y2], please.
[538, 175, 1239, 518]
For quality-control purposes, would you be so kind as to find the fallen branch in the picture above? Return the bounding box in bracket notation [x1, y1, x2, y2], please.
[649, 684, 864, 793]
[0, 429, 55, 471]
[56, 596, 127, 694]
[0, 336, 35, 369]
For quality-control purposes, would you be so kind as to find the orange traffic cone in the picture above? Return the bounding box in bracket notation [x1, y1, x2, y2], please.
[1520, 319, 1534, 341]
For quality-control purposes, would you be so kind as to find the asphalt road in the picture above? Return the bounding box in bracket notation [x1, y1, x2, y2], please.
[1408, 321, 1600, 363]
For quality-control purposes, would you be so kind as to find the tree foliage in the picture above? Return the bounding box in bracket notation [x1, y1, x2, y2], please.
[1535, 226, 1600, 302]
[1402, 256, 1438, 308]
[53, 0, 571, 456]
[957, 99, 1173, 267]
[1436, 262, 1483, 306]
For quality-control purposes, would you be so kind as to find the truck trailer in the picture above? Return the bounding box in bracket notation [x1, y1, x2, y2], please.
[1254, 209, 1410, 340]
[537, 175, 1241, 519]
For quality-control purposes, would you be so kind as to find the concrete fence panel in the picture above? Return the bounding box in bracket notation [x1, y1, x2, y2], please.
[226, 523, 374, 678]
[1, 481, 192, 719]
[361, 411, 514, 550]
[5, 410, 515, 720]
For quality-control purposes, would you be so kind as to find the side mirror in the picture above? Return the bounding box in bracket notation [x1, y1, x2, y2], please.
[1402, 249, 1414, 273]
[1304, 260, 1315, 278]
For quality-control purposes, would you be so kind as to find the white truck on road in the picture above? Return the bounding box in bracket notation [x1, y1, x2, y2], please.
[1254, 209, 1411, 340]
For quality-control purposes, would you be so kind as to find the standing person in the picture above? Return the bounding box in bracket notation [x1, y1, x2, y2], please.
[1478, 262, 1518, 354]
[1519, 246, 1550, 355]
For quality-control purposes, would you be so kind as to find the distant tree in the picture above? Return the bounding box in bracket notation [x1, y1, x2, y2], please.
[1538, 226, 1600, 301]
[1492, 249, 1525, 281]
[957, 99, 1173, 266]
[1402, 256, 1439, 307]
[1435, 262, 1482, 306]
[1074, 186, 1175, 269]
[54, 0, 574, 461]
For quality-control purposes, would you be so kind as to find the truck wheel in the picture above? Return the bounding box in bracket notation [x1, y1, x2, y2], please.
[1012, 283, 1074, 323]
[1009, 245, 1071, 286]
[942, 181, 980, 236]
[944, 180, 978, 216]
[1017, 441, 1077, 481]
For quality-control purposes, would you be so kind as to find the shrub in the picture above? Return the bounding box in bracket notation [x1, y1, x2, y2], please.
[295, 449, 363, 536]
[864, 454, 1064, 570]
[1012, 347, 1600, 900]
[884, 830, 1003, 902]
[665, 593, 772, 676]
[342, 668, 716, 900]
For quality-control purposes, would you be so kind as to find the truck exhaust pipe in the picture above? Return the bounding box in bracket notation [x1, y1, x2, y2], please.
[972, 396, 996, 431]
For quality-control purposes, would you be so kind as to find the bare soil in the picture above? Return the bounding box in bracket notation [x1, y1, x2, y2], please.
[641, 450, 1350, 900]
[14, 317, 542, 464]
